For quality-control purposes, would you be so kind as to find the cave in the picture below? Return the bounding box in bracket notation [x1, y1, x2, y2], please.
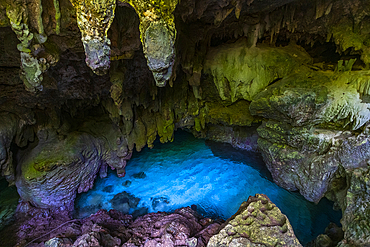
[0, 0, 370, 246]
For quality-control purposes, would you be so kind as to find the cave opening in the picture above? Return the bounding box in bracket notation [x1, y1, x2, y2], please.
[74, 130, 342, 245]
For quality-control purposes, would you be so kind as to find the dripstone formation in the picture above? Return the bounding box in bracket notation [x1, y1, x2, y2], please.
[0, 0, 370, 246]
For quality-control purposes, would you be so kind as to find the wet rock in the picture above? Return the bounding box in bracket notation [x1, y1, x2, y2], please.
[102, 185, 114, 193]
[110, 191, 140, 214]
[15, 120, 132, 210]
[204, 39, 311, 103]
[131, 207, 148, 219]
[0, 112, 32, 184]
[207, 194, 302, 247]
[151, 196, 170, 211]
[122, 180, 132, 187]
[132, 171, 146, 179]
[45, 237, 73, 247]
[121, 0, 178, 87]
[73, 226, 121, 247]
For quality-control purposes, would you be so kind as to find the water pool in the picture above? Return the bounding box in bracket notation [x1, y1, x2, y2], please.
[75, 130, 341, 244]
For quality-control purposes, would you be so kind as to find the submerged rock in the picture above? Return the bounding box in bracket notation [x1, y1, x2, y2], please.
[122, 180, 132, 187]
[207, 194, 302, 247]
[132, 171, 146, 179]
[151, 196, 170, 211]
[110, 191, 140, 214]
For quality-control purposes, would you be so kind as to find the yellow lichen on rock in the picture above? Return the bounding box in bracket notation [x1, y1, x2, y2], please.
[70, 0, 116, 75]
[118, 0, 179, 87]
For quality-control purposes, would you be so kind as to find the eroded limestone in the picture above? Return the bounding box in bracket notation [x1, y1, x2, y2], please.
[119, 0, 178, 87]
[207, 194, 302, 247]
[70, 0, 116, 75]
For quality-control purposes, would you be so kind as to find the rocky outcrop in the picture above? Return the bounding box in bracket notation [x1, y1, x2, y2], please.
[204, 39, 311, 103]
[14, 206, 221, 247]
[249, 66, 370, 245]
[249, 70, 370, 203]
[16, 118, 132, 210]
[207, 194, 301, 247]
[338, 167, 370, 246]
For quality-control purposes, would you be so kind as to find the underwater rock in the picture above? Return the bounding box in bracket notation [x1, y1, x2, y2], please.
[207, 194, 302, 247]
[131, 207, 148, 219]
[151, 196, 170, 211]
[122, 180, 132, 187]
[132, 171, 146, 179]
[102, 185, 114, 193]
[110, 191, 140, 214]
[307, 223, 344, 247]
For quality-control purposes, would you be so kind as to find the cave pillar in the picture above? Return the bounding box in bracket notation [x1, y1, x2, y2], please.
[119, 0, 178, 87]
[70, 0, 116, 75]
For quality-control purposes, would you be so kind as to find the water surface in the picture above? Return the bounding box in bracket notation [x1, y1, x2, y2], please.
[75, 131, 341, 244]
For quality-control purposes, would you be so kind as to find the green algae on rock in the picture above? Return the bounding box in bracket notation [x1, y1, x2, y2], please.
[119, 0, 178, 87]
[207, 194, 302, 247]
[339, 166, 370, 246]
[203, 38, 312, 103]
[16, 118, 132, 209]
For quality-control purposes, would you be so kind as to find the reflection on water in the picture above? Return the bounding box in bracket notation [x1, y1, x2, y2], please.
[75, 130, 341, 244]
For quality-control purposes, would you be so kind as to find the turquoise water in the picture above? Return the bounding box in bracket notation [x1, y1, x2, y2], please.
[75, 131, 341, 244]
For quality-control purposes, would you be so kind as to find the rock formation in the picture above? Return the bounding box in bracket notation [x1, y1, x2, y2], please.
[0, 0, 370, 246]
[208, 194, 301, 247]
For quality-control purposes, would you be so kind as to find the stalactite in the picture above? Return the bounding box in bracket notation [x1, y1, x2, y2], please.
[118, 0, 178, 87]
[53, 0, 61, 35]
[6, 0, 44, 92]
[70, 0, 116, 75]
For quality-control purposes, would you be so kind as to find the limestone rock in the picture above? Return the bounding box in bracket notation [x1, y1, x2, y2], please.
[45, 237, 73, 247]
[70, 0, 116, 75]
[119, 0, 178, 87]
[204, 39, 311, 103]
[207, 194, 302, 247]
[250, 71, 370, 202]
[250, 71, 370, 130]
[16, 119, 132, 210]
[339, 167, 370, 246]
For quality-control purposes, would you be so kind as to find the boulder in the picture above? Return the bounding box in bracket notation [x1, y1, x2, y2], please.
[207, 194, 302, 247]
